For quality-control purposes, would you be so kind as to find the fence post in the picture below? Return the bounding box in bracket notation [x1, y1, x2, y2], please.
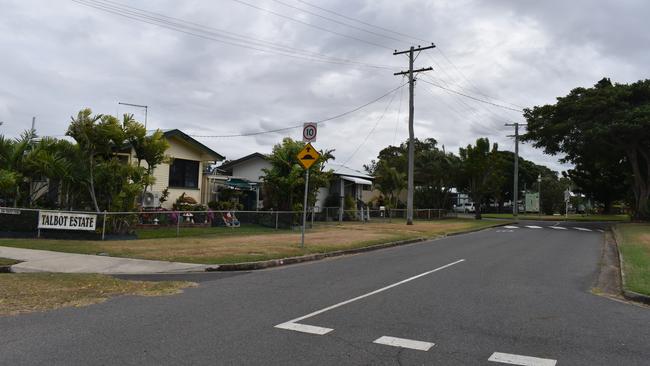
[428, 209, 431, 221]
[275, 211, 279, 229]
[102, 210, 107, 240]
[311, 207, 315, 228]
[176, 211, 180, 237]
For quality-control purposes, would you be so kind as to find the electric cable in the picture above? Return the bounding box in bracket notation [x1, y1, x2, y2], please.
[188, 82, 408, 138]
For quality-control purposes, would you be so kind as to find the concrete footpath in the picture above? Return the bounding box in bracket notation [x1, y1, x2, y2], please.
[0, 246, 210, 274]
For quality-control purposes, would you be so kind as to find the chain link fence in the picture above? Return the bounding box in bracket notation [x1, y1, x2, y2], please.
[0, 206, 456, 241]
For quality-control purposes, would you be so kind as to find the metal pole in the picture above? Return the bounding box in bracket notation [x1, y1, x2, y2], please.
[311, 206, 315, 228]
[102, 210, 107, 240]
[275, 210, 279, 229]
[537, 174, 542, 218]
[301, 169, 310, 248]
[339, 179, 344, 224]
[176, 211, 180, 237]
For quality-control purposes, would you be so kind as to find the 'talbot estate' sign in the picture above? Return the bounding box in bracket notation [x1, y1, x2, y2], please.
[38, 211, 97, 231]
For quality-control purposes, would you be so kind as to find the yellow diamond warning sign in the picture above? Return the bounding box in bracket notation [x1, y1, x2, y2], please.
[297, 143, 320, 169]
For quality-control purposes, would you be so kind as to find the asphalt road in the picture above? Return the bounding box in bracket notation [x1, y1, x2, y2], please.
[1, 221, 649, 365]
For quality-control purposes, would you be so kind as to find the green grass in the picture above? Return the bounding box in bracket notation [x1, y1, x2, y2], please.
[0, 257, 20, 266]
[135, 224, 279, 239]
[482, 213, 630, 222]
[616, 223, 650, 296]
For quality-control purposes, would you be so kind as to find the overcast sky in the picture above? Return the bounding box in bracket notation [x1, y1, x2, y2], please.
[1, 0, 648, 173]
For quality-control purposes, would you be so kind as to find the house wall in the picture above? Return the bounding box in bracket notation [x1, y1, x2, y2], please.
[231, 157, 271, 183]
[136, 136, 211, 209]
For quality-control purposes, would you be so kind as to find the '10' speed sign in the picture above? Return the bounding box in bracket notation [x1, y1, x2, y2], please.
[303, 122, 317, 142]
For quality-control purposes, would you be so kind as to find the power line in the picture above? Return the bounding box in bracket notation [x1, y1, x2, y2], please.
[228, 0, 393, 51]
[188, 82, 408, 138]
[337, 82, 400, 169]
[289, 0, 527, 110]
[418, 78, 524, 112]
[72, 0, 395, 70]
[295, 0, 431, 45]
[268, 0, 410, 45]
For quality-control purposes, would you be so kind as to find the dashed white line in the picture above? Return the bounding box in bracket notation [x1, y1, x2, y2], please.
[503, 225, 519, 229]
[572, 227, 592, 232]
[488, 352, 557, 366]
[274, 259, 465, 335]
[549, 226, 567, 230]
[525, 225, 543, 229]
[597, 229, 604, 233]
[274, 322, 333, 335]
[373, 336, 435, 351]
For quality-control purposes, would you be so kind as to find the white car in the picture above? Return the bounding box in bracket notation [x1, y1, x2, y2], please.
[453, 202, 476, 213]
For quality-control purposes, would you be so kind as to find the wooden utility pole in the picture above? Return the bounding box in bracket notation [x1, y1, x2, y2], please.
[505, 123, 521, 219]
[394, 44, 435, 225]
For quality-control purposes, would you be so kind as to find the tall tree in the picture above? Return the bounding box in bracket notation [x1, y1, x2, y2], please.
[523, 78, 650, 220]
[66, 109, 126, 212]
[261, 138, 334, 211]
[458, 138, 499, 219]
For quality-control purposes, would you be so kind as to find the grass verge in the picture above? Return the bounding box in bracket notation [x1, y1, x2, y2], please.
[0, 219, 503, 264]
[615, 223, 650, 296]
[0, 257, 20, 266]
[0, 273, 195, 316]
[482, 213, 630, 222]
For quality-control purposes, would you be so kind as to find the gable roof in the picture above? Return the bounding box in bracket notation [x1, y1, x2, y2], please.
[162, 129, 225, 161]
[325, 163, 373, 180]
[218, 152, 268, 170]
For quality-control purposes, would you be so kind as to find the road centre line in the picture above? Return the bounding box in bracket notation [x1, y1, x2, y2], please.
[549, 226, 567, 230]
[274, 259, 466, 335]
[503, 225, 519, 229]
[525, 225, 543, 229]
[572, 227, 592, 231]
[488, 352, 557, 366]
[373, 336, 434, 351]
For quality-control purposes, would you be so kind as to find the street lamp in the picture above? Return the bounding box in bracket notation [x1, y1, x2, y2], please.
[538, 174, 542, 217]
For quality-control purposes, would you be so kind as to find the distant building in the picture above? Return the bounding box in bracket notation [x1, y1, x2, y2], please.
[210, 152, 374, 212]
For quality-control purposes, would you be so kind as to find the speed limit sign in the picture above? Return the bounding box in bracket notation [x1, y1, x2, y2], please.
[302, 122, 317, 142]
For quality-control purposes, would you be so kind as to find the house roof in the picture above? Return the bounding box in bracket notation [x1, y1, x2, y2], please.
[218, 152, 267, 170]
[325, 163, 373, 180]
[162, 129, 225, 161]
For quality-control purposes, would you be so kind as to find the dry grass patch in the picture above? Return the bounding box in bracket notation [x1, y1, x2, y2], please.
[0, 273, 195, 316]
[0, 219, 504, 264]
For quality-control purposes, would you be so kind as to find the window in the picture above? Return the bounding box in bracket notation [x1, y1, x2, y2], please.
[169, 159, 199, 188]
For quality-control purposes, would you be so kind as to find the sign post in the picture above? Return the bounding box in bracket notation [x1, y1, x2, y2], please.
[297, 142, 320, 249]
[564, 189, 570, 220]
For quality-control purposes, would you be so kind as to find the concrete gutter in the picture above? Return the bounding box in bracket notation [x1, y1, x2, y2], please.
[611, 226, 650, 305]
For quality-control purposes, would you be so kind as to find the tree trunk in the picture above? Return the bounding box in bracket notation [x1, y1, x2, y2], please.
[627, 147, 650, 220]
[88, 156, 100, 212]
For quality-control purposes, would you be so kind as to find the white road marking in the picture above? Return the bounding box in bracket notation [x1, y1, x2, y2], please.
[274, 259, 465, 335]
[549, 226, 567, 230]
[373, 336, 435, 351]
[597, 229, 604, 233]
[573, 227, 592, 232]
[274, 322, 333, 335]
[525, 225, 543, 229]
[504, 225, 519, 229]
[488, 352, 557, 366]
